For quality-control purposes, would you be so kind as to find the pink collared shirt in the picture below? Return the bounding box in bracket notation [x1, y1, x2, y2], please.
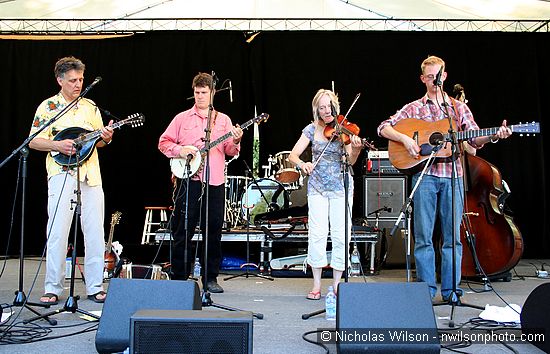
[158, 106, 240, 186]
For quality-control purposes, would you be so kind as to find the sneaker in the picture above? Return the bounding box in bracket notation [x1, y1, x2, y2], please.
[206, 280, 224, 293]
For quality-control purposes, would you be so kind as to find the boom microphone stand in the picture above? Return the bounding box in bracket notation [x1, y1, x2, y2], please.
[199, 71, 263, 319]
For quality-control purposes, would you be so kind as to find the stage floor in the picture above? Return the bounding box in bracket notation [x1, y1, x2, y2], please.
[0, 257, 548, 353]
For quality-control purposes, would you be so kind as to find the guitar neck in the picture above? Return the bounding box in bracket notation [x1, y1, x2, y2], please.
[105, 225, 115, 251]
[74, 119, 131, 145]
[455, 124, 535, 141]
[200, 119, 255, 154]
[456, 126, 501, 141]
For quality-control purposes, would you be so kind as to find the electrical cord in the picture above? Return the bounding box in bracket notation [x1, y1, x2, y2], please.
[302, 329, 330, 354]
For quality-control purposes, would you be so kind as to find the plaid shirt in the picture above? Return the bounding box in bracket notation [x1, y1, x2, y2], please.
[378, 94, 481, 178]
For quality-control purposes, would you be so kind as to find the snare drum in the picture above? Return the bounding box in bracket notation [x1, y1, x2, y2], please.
[241, 178, 289, 222]
[119, 263, 170, 280]
[273, 151, 300, 184]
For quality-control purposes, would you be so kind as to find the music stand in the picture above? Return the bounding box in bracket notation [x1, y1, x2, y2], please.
[224, 162, 273, 282]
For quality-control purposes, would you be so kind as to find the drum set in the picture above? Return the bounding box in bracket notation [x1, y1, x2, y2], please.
[224, 151, 307, 228]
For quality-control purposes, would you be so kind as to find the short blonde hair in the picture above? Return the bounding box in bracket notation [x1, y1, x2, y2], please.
[311, 89, 339, 121]
[421, 55, 445, 74]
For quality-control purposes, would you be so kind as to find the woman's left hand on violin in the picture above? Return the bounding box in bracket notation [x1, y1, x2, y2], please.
[349, 135, 364, 149]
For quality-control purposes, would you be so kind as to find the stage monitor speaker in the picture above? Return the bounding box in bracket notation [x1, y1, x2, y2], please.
[95, 278, 201, 354]
[336, 282, 439, 353]
[364, 176, 406, 220]
[130, 309, 253, 354]
[521, 282, 550, 353]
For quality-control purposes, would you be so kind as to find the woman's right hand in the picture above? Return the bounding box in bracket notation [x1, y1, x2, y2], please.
[299, 161, 314, 175]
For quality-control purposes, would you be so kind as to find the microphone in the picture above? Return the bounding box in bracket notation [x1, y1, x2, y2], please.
[384, 206, 393, 213]
[81, 76, 102, 96]
[186, 154, 194, 161]
[229, 80, 233, 103]
[434, 66, 443, 86]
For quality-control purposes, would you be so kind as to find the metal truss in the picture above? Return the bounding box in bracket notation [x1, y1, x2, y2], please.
[0, 18, 548, 34]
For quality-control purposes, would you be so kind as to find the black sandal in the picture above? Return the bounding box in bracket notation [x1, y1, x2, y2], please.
[87, 290, 107, 303]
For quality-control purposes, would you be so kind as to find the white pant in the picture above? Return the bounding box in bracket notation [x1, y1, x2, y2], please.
[44, 173, 105, 296]
[307, 191, 353, 271]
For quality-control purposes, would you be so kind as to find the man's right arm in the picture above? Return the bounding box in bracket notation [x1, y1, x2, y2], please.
[380, 124, 420, 158]
[29, 137, 75, 155]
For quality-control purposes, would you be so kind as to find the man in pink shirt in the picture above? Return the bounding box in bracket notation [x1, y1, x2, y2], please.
[159, 72, 243, 293]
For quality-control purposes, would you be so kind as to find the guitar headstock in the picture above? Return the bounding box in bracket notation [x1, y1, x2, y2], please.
[111, 211, 122, 225]
[253, 113, 269, 124]
[124, 113, 145, 128]
[513, 121, 540, 135]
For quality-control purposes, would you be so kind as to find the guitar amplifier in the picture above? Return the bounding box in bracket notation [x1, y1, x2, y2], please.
[364, 150, 402, 175]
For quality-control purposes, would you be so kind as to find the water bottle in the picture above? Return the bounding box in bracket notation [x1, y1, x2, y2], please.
[65, 257, 72, 279]
[325, 285, 337, 320]
[193, 258, 201, 278]
[350, 244, 361, 276]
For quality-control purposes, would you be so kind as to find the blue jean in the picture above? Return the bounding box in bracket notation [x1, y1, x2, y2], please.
[412, 173, 463, 299]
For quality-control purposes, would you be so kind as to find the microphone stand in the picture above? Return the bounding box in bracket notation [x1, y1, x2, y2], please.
[431, 86, 483, 327]
[390, 147, 442, 283]
[199, 71, 263, 319]
[26, 143, 100, 324]
[224, 162, 273, 282]
[302, 139, 352, 320]
[0, 79, 101, 326]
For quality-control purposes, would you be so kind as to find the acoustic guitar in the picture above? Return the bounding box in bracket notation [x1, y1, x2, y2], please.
[51, 113, 145, 167]
[104, 211, 122, 279]
[170, 113, 269, 178]
[388, 118, 540, 174]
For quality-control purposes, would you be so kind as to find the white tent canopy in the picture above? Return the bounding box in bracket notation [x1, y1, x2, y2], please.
[1, 0, 550, 32]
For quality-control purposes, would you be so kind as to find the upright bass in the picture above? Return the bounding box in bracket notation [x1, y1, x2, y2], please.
[457, 85, 524, 278]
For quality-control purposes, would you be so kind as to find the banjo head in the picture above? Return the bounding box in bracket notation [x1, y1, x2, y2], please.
[170, 155, 202, 178]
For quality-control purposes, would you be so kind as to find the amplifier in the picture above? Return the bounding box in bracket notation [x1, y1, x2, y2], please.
[365, 150, 402, 175]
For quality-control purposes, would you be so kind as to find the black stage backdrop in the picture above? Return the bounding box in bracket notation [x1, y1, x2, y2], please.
[0, 31, 547, 260]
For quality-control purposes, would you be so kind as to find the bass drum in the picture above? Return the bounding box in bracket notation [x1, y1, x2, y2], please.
[241, 178, 289, 223]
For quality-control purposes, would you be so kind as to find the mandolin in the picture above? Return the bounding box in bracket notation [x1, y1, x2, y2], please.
[51, 113, 145, 167]
[388, 119, 540, 174]
[170, 113, 269, 178]
[104, 211, 122, 278]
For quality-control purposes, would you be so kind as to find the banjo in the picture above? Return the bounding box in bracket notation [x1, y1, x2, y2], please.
[170, 113, 269, 178]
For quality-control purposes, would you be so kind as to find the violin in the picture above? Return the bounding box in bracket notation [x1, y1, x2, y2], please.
[323, 115, 360, 145]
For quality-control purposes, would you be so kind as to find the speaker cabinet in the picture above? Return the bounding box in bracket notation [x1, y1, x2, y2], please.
[95, 278, 201, 354]
[363, 176, 406, 220]
[130, 310, 253, 354]
[521, 283, 550, 353]
[373, 219, 414, 267]
[336, 282, 439, 353]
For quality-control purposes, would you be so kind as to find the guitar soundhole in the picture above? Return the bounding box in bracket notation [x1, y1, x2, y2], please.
[429, 132, 445, 146]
